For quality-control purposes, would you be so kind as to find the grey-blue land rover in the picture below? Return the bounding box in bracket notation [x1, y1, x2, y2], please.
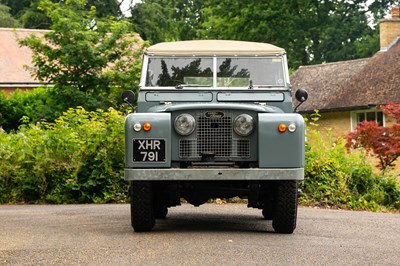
[123, 40, 308, 233]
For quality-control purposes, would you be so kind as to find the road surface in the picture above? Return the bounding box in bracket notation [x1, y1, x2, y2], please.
[0, 204, 399, 265]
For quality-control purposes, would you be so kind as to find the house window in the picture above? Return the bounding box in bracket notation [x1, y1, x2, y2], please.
[351, 110, 384, 131]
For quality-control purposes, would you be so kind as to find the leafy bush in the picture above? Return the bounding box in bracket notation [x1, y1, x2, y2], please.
[0, 88, 60, 132]
[0, 86, 131, 132]
[0, 107, 127, 203]
[301, 127, 400, 211]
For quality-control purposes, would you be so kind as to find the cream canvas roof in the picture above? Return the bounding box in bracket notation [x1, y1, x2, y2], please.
[145, 40, 285, 56]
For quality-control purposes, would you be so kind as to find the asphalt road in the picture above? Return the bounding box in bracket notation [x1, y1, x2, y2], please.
[0, 204, 399, 265]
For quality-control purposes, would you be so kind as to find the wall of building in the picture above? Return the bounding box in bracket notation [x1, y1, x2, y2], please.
[306, 111, 351, 139]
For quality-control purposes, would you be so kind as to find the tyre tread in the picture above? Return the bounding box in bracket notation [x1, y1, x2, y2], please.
[130, 181, 155, 232]
[272, 180, 298, 234]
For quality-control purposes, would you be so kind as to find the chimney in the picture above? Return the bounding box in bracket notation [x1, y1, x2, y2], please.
[379, 6, 400, 51]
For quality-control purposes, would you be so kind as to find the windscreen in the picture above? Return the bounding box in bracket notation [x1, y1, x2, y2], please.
[217, 58, 285, 87]
[146, 57, 213, 87]
[145, 57, 285, 88]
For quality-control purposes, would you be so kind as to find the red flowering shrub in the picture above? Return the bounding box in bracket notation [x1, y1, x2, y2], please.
[346, 102, 400, 171]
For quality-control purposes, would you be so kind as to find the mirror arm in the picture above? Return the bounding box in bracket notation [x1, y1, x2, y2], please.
[294, 102, 303, 113]
[123, 98, 136, 112]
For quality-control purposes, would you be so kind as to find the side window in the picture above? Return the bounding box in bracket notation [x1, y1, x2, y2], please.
[352, 110, 384, 131]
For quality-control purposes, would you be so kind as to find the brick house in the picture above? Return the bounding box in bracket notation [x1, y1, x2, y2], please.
[0, 28, 50, 95]
[290, 6, 400, 138]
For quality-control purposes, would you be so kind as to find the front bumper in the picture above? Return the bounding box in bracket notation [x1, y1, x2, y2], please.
[124, 168, 304, 181]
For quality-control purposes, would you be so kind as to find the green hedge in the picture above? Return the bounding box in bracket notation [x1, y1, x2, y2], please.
[0, 107, 127, 203]
[301, 129, 400, 211]
[0, 88, 62, 132]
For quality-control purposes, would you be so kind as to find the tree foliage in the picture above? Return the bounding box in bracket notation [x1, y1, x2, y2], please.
[19, 0, 52, 29]
[0, 4, 21, 27]
[0, 0, 122, 29]
[2, 0, 398, 68]
[346, 102, 400, 171]
[0, 0, 30, 17]
[18, 0, 145, 122]
[130, 0, 399, 69]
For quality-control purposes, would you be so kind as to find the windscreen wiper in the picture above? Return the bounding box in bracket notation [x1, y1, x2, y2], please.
[248, 80, 277, 89]
[248, 80, 253, 89]
[175, 84, 212, 89]
[251, 84, 277, 89]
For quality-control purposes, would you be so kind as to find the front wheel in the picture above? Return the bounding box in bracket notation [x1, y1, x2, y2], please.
[272, 180, 298, 234]
[130, 181, 155, 232]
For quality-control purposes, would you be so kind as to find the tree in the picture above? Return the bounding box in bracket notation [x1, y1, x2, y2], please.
[131, 0, 397, 69]
[130, 0, 205, 43]
[18, 0, 145, 121]
[19, 0, 52, 29]
[0, 4, 21, 27]
[130, 0, 178, 43]
[85, 0, 122, 18]
[0, 0, 30, 17]
[0, 0, 123, 29]
[346, 102, 400, 171]
[199, 0, 378, 68]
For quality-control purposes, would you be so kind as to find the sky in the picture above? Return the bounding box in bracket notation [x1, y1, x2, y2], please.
[119, 0, 141, 17]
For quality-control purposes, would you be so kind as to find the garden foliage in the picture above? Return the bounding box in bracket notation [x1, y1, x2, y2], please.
[0, 105, 399, 210]
[0, 107, 127, 203]
[301, 125, 400, 211]
[0, 88, 56, 132]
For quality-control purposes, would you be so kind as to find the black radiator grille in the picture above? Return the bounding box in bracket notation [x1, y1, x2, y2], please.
[178, 111, 250, 159]
[197, 114, 232, 157]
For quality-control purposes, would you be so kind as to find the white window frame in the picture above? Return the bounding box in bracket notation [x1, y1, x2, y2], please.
[350, 109, 385, 131]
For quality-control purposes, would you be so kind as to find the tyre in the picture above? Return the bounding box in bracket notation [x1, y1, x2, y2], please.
[272, 180, 298, 234]
[130, 181, 155, 232]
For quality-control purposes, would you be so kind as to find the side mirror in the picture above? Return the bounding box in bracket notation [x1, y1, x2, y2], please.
[294, 89, 308, 113]
[121, 90, 136, 104]
[295, 89, 308, 103]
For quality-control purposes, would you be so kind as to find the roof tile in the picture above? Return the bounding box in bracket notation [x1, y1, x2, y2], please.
[0, 28, 50, 84]
[290, 40, 400, 112]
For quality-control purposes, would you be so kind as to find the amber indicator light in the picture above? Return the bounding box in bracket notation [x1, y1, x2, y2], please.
[278, 123, 287, 132]
[143, 122, 152, 131]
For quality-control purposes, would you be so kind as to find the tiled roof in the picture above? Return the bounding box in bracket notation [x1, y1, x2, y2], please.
[0, 28, 50, 85]
[291, 40, 400, 113]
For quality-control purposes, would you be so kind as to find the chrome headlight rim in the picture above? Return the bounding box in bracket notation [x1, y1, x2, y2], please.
[174, 113, 196, 136]
[233, 114, 254, 136]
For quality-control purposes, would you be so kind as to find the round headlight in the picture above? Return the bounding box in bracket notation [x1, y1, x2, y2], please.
[174, 113, 196, 135]
[233, 114, 254, 136]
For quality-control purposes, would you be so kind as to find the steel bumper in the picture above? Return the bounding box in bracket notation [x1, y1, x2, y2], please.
[124, 168, 304, 181]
